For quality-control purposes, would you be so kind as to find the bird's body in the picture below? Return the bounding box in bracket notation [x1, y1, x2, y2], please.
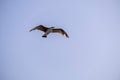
[42, 27, 54, 37]
[29, 25, 69, 38]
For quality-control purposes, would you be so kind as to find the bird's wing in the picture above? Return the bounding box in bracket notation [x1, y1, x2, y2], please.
[29, 25, 48, 32]
[52, 28, 69, 38]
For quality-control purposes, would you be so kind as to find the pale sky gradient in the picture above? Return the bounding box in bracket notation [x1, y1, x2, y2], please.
[1, 0, 120, 80]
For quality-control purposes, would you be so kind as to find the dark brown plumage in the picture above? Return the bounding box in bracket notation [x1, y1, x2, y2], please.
[29, 25, 69, 38]
[29, 25, 48, 32]
[52, 29, 69, 38]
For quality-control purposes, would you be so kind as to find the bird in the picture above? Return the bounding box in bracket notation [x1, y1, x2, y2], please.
[29, 25, 69, 38]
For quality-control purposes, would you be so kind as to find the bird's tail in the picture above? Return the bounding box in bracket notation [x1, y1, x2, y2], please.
[42, 35, 47, 38]
[42, 33, 48, 38]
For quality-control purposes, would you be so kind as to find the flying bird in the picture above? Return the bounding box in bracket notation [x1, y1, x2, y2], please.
[29, 25, 69, 38]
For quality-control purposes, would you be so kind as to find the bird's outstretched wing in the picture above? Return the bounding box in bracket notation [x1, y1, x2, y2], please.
[52, 28, 69, 38]
[29, 25, 48, 32]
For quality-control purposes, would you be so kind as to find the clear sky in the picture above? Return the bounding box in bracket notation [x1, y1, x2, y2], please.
[0, 0, 120, 80]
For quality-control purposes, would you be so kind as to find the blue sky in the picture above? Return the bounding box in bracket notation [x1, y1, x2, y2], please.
[1, 0, 120, 80]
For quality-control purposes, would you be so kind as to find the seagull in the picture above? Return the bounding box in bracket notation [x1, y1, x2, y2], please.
[29, 25, 69, 38]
